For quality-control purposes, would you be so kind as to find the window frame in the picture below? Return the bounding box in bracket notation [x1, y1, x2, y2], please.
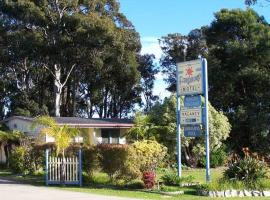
[101, 129, 120, 144]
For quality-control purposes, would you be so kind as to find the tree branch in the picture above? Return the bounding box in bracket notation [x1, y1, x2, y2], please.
[42, 64, 61, 86]
[62, 64, 76, 87]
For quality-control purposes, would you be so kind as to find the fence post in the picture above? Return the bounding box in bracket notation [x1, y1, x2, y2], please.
[79, 148, 82, 187]
[45, 149, 49, 186]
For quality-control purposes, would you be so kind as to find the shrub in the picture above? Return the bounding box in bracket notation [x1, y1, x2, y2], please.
[30, 146, 45, 172]
[9, 146, 33, 174]
[224, 154, 268, 188]
[125, 180, 145, 189]
[131, 140, 167, 172]
[83, 146, 99, 179]
[200, 146, 227, 168]
[161, 171, 195, 186]
[118, 146, 141, 182]
[97, 144, 129, 181]
[143, 171, 155, 189]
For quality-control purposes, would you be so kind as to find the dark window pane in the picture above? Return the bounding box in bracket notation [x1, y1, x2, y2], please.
[101, 129, 120, 144]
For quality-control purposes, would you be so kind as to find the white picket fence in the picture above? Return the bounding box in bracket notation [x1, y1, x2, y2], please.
[45, 149, 82, 186]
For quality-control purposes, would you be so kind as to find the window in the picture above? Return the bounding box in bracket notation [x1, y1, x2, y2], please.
[101, 129, 120, 144]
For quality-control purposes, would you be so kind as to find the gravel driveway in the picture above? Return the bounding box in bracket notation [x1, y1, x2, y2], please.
[0, 178, 140, 200]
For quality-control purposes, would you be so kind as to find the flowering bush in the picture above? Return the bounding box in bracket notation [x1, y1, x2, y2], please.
[143, 171, 155, 189]
[224, 148, 268, 188]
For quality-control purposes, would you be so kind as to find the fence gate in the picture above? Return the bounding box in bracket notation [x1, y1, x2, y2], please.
[45, 149, 82, 186]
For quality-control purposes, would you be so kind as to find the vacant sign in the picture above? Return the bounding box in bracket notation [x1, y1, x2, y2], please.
[177, 59, 203, 95]
[180, 107, 202, 125]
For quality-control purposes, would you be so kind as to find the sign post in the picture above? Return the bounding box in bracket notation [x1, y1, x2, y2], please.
[176, 58, 210, 182]
[176, 65, 181, 177]
[202, 58, 210, 182]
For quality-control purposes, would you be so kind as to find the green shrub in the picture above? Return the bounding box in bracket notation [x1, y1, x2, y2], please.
[9, 146, 33, 174]
[83, 146, 99, 179]
[97, 144, 129, 181]
[30, 146, 45, 172]
[224, 155, 268, 188]
[125, 180, 145, 189]
[161, 171, 194, 186]
[200, 146, 227, 168]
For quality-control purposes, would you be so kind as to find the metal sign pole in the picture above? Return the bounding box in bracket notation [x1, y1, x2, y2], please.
[176, 66, 182, 177]
[203, 58, 210, 182]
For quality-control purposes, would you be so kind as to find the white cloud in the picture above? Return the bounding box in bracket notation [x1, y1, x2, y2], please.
[141, 36, 163, 60]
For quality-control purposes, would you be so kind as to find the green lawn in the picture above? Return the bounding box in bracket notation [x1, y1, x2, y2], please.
[1, 168, 270, 200]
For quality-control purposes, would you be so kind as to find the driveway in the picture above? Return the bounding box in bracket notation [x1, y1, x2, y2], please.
[0, 179, 139, 200]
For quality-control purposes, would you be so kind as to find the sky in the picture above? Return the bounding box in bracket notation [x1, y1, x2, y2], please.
[119, 0, 270, 100]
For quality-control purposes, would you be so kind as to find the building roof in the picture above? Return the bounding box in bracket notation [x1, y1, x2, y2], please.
[2, 116, 133, 128]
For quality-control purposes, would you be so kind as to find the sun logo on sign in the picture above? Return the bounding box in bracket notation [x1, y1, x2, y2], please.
[186, 66, 193, 76]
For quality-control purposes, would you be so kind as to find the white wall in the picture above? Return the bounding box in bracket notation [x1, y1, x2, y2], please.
[6, 118, 39, 137]
[5, 118, 128, 144]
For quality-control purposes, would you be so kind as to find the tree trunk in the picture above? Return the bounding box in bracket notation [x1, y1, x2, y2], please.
[72, 76, 77, 117]
[54, 64, 62, 117]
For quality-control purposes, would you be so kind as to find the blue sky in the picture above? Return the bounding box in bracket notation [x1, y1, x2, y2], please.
[119, 0, 270, 99]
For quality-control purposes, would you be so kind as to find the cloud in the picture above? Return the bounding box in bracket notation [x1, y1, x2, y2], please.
[141, 36, 163, 60]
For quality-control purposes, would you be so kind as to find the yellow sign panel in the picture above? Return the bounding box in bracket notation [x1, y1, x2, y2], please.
[180, 107, 202, 125]
[177, 59, 203, 95]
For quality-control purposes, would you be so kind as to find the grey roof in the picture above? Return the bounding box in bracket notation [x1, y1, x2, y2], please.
[3, 116, 133, 128]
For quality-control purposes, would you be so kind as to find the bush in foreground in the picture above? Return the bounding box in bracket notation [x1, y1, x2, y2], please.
[224, 148, 268, 188]
[161, 171, 194, 186]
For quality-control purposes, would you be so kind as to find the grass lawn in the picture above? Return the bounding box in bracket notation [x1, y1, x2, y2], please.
[1, 168, 270, 200]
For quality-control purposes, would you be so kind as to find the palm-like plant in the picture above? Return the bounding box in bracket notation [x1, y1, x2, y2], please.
[32, 116, 79, 184]
[0, 130, 23, 166]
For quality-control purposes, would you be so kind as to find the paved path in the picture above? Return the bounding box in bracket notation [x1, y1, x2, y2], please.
[0, 179, 140, 200]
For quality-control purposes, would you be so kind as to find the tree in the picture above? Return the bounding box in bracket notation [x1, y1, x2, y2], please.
[137, 54, 159, 112]
[127, 112, 153, 141]
[244, 0, 270, 5]
[33, 116, 79, 184]
[0, 126, 24, 166]
[0, 0, 141, 118]
[159, 30, 207, 92]
[129, 95, 231, 166]
[205, 9, 270, 154]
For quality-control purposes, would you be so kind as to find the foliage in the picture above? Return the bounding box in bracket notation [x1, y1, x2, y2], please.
[32, 116, 79, 156]
[127, 112, 154, 141]
[200, 146, 227, 168]
[118, 145, 141, 182]
[97, 144, 129, 181]
[205, 9, 270, 154]
[125, 180, 145, 189]
[137, 54, 159, 112]
[224, 148, 268, 188]
[159, 30, 207, 91]
[0, 129, 24, 166]
[131, 140, 167, 172]
[142, 171, 155, 189]
[83, 146, 99, 178]
[161, 171, 195, 186]
[145, 95, 231, 167]
[0, 0, 142, 118]
[9, 146, 32, 174]
[159, 8, 270, 155]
